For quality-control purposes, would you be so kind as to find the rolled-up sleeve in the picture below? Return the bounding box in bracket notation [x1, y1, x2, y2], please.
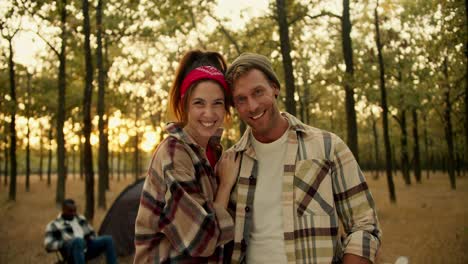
[331, 135, 382, 263]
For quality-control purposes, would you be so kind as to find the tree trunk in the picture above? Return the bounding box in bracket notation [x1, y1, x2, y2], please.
[47, 125, 53, 187]
[117, 147, 121, 181]
[371, 111, 380, 179]
[97, 0, 108, 209]
[3, 139, 8, 186]
[79, 140, 84, 180]
[104, 125, 110, 190]
[464, 0, 468, 176]
[399, 110, 411, 185]
[123, 146, 127, 179]
[304, 83, 310, 125]
[25, 72, 32, 192]
[298, 84, 305, 122]
[72, 147, 76, 178]
[423, 114, 430, 179]
[82, 0, 95, 220]
[412, 109, 422, 183]
[109, 150, 113, 181]
[275, 0, 296, 116]
[374, 1, 395, 202]
[301, 63, 311, 124]
[8, 39, 17, 201]
[56, 0, 68, 205]
[116, 126, 121, 181]
[39, 123, 44, 181]
[134, 101, 140, 182]
[341, 0, 359, 161]
[104, 35, 111, 191]
[443, 56, 456, 189]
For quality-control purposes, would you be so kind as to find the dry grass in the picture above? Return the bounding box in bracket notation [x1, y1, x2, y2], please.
[0, 174, 136, 264]
[369, 171, 468, 264]
[0, 171, 467, 264]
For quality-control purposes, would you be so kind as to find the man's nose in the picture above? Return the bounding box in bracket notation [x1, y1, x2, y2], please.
[247, 98, 259, 113]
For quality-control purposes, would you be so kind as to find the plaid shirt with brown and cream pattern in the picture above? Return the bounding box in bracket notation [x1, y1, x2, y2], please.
[134, 123, 234, 264]
[220, 113, 381, 264]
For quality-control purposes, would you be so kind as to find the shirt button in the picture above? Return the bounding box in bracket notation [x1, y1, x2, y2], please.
[249, 176, 255, 184]
[245, 206, 250, 212]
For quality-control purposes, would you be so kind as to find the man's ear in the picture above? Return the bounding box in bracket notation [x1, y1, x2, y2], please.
[273, 85, 280, 99]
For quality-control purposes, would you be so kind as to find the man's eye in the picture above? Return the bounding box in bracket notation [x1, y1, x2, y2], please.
[235, 98, 245, 105]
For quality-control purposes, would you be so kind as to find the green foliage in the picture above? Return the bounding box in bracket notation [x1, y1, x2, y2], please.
[0, 0, 465, 170]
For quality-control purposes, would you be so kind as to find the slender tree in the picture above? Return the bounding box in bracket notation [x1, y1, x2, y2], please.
[21, 0, 69, 200]
[275, 0, 297, 116]
[465, 0, 468, 175]
[371, 111, 380, 179]
[395, 109, 411, 185]
[47, 124, 53, 187]
[72, 147, 77, 177]
[25, 72, 32, 192]
[3, 135, 8, 186]
[97, 0, 108, 209]
[39, 123, 44, 181]
[82, 0, 95, 220]
[422, 113, 430, 178]
[442, 56, 456, 189]
[79, 139, 84, 180]
[134, 99, 141, 182]
[2, 24, 20, 201]
[117, 145, 121, 181]
[341, 0, 359, 160]
[394, 68, 411, 185]
[374, 0, 395, 202]
[56, 0, 68, 205]
[412, 109, 422, 183]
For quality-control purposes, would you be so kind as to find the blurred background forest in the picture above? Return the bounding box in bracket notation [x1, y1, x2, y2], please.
[0, 0, 467, 263]
[0, 0, 466, 238]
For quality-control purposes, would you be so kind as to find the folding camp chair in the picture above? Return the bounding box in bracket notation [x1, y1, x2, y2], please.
[54, 251, 67, 264]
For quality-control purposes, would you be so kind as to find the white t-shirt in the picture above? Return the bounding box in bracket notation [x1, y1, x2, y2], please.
[68, 217, 85, 239]
[247, 130, 288, 264]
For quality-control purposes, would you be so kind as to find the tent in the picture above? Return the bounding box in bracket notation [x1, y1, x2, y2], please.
[99, 178, 145, 256]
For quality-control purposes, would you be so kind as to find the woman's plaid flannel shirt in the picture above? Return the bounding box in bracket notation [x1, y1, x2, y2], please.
[134, 123, 234, 263]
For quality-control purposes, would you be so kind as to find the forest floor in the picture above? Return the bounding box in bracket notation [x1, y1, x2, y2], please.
[0, 171, 467, 264]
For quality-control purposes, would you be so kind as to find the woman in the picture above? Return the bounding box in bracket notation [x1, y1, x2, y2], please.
[134, 50, 236, 263]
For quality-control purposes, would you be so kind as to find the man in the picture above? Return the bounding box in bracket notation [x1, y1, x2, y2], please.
[44, 199, 118, 264]
[218, 53, 381, 263]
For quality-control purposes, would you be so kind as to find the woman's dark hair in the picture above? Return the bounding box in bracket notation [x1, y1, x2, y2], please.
[169, 50, 232, 124]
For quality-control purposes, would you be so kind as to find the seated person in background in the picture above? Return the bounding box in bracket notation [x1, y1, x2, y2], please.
[44, 199, 118, 264]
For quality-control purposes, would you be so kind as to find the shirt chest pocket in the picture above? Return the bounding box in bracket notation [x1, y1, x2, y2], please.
[294, 159, 335, 217]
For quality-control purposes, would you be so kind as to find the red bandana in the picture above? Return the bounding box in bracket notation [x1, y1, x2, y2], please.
[180, 66, 229, 98]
